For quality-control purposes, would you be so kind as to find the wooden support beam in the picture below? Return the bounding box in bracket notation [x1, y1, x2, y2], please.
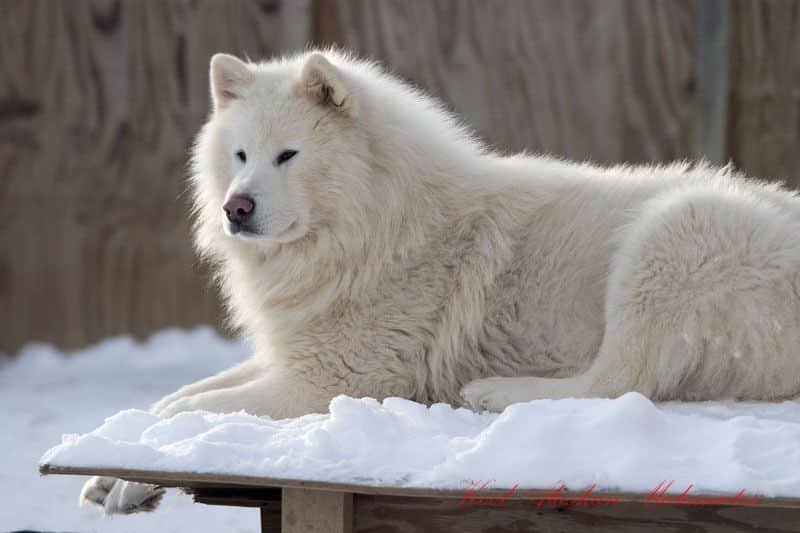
[281, 488, 353, 533]
[261, 503, 282, 533]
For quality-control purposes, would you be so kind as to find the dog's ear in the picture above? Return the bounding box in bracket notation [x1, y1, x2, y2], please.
[210, 53, 254, 110]
[298, 53, 356, 115]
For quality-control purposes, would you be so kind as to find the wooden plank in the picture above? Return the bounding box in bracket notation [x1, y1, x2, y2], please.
[38, 464, 800, 509]
[282, 488, 352, 533]
[0, 0, 311, 353]
[726, 0, 800, 188]
[313, 0, 699, 164]
[352, 494, 800, 532]
[695, 0, 730, 164]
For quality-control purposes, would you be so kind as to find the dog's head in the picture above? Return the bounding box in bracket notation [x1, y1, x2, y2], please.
[191, 52, 369, 252]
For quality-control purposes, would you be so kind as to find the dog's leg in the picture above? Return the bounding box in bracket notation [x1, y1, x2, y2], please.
[81, 358, 270, 514]
[150, 358, 263, 416]
[80, 476, 165, 515]
[460, 339, 641, 411]
[463, 188, 800, 411]
[156, 368, 333, 419]
[82, 368, 332, 514]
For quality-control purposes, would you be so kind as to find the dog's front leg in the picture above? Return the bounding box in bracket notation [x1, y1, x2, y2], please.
[149, 358, 264, 416]
[81, 361, 330, 515]
[155, 365, 333, 420]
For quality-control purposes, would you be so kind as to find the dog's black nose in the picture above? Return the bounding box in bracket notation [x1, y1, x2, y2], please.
[224, 195, 255, 224]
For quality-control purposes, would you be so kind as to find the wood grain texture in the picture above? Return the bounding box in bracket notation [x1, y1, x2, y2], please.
[727, 0, 800, 188]
[3, 1, 800, 352]
[40, 464, 800, 510]
[0, 0, 309, 353]
[314, 0, 699, 164]
[283, 488, 353, 533]
[353, 494, 800, 532]
[39, 465, 800, 532]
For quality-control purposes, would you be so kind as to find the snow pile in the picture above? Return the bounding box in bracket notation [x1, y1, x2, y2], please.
[43, 386, 800, 498]
[2, 327, 254, 533]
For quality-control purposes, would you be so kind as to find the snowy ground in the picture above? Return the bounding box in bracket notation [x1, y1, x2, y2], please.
[6, 328, 800, 532]
[1, 327, 255, 533]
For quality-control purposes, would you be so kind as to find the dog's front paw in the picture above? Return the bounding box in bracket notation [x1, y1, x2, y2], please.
[154, 396, 194, 419]
[80, 476, 165, 514]
[460, 377, 515, 412]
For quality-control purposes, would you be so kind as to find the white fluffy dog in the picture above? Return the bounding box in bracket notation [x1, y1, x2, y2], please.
[81, 50, 800, 513]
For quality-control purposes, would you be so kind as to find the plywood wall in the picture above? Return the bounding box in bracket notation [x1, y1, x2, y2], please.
[315, 0, 699, 164]
[1, 0, 798, 353]
[726, 0, 800, 184]
[0, 0, 310, 353]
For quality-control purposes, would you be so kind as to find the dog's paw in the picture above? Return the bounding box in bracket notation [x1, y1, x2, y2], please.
[154, 397, 193, 419]
[80, 476, 165, 515]
[150, 390, 191, 418]
[80, 476, 117, 508]
[149, 396, 173, 417]
[460, 377, 516, 412]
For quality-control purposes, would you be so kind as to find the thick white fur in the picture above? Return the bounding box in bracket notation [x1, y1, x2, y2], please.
[83, 49, 800, 513]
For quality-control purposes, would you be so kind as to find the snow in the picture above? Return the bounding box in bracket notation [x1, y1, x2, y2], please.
[6, 328, 800, 533]
[2, 327, 255, 532]
[41, 390, 800, 500]
[40, 345, 800, 502]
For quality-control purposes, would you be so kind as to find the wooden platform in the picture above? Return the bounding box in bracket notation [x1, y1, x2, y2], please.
[40, 464, 800, 532]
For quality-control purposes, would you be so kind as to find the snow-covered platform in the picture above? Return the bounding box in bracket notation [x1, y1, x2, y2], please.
[40, 392, 800, 532]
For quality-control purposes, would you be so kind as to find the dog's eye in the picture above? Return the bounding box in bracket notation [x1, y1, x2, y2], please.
[235, 150, 247, 163]
[275, 150, 298, 166]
